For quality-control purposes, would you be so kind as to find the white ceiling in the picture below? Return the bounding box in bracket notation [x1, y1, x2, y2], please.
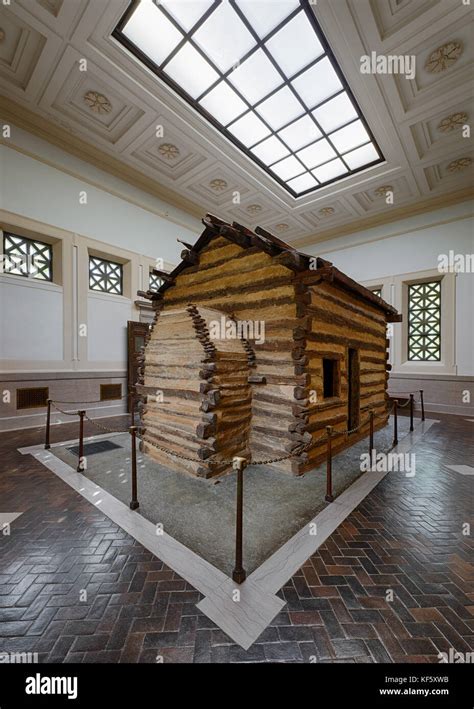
[0, 0, 472, 246]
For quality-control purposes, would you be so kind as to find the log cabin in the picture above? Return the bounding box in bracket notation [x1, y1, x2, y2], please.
[136, 214, 402, 479]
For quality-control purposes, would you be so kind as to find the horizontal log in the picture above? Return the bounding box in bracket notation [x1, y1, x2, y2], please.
[306, 332, 386, 353]
[308, 304, 385, 340]
[310, 286, 386, 326]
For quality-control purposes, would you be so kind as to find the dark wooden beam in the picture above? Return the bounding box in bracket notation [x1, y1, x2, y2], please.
[180, 249, 199, 264]
[177, 238, 195, 250]
[151, 268, 174, 283]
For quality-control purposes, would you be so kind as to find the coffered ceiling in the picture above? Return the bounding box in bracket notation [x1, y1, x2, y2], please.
[0, 0, 472, 246]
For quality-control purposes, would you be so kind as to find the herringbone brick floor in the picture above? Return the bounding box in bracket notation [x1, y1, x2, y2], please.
[0, 414, 472, 662]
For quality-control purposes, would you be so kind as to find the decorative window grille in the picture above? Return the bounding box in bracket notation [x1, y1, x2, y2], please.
[407, 281, 441, 361]
[89, 256, 123, 295]
[3, 232, 52, 281]
[149, 271, 163, 291]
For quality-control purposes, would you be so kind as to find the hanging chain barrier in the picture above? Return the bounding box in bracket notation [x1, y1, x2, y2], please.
[49, 395, 129, 405]
[46, 393, 419, 466]
[133, 400, 402, 466]
[50, 401, 81, 417]
[45, 391, 422, 586]
[83, 413, 130, 435]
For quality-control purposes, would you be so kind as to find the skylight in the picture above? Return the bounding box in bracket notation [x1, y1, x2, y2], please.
[114, 0, 383, 197]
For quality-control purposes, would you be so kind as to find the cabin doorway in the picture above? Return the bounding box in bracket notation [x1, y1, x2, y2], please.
[347, 347, 360, 432]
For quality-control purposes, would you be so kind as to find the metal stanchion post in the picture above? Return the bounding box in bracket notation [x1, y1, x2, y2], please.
[45, 399, 51, 450]
[129, 389, 135, 428]
[369, 409, 375, 468]
[410, 393, 414, 432]
[77, 410, 85, 472]
[232, 456, 247, 584]
[129, 426, 139, 510]
[325, 425, 334, 502]
[420, 389, 425, 422]
[393, 400, 398, 447]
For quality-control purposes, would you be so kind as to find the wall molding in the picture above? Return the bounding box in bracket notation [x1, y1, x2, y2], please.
[294, 194, 474, 248]
[0, 100, 203, 230]
[304, 209, 473, 256]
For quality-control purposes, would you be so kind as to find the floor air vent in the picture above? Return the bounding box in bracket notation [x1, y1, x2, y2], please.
[67, 440, 122, 456]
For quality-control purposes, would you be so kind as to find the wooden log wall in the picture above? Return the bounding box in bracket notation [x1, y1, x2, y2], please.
[294, 279, 390, 473]
[159, 236, 306, 474]
[140, 229, 393, 479]
[140, 304, 252, 478]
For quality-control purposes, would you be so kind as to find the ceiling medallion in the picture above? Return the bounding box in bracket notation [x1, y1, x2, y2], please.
[437, 112, 468, 133]
[83, 91, 112, 115]
[319, 207, 335, 216]
[425, 41, 463, 73]
[374, 185, 393, 197]
[275, 223, 289, 232]
[158, 143, 180, 160]
[246, 204, 262, 215]
[446, 157, 472, 173]
[209, 179, 228, 191]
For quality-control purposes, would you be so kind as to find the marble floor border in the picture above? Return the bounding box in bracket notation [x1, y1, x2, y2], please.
[18, 419, 438, 650]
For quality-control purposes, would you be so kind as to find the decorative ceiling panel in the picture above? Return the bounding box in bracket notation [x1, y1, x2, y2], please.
[0, 0, 471, 246]
[0, 12, 46, 90]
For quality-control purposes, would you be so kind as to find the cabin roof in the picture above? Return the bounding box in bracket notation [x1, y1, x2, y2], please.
[143, 213, 401, 323]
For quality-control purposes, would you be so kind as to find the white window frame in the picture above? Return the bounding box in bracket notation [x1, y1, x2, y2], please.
[361, 269, 456, 375]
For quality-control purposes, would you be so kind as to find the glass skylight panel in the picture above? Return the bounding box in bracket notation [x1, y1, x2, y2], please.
[344, 143, 379, 169]
[278, 115, 321, 151]
[160, 0, 213, 32]
[164, 43, 218, 98]
[292, 57, 342, 109]
[228, 49, 282, 104]
[287, 172, 318, 194]
[256, 86, 304, 131]
[329, 120, 370, 153]
[236, 0, 299, 39]
[296, 138, 337, 170]
[228, 111, 270, 146]
[251, 135, 289, 165]
[265, 11, 323, 78]
[116, 0, 384, 197]
[270, 155, 304, 181]
[123, 0, 183, 66]
[199, 81, 247, 126]
[192, 1, 256, 73]
[312, 93, 357, 133]
[312, 158, 347, 183]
